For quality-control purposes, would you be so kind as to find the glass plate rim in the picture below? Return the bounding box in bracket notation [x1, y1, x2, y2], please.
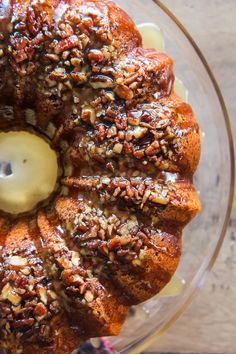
[121, 1, 235, 353]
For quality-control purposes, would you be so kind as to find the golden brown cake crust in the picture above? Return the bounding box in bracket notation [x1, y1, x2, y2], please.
[0, 0, 201, 352]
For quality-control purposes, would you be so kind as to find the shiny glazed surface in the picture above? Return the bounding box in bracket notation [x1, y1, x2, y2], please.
[0, 0, 202, 353]
[110, 1, 234, 353]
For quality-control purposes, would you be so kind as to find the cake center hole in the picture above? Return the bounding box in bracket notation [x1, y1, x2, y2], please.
[0, 131, 58, 215]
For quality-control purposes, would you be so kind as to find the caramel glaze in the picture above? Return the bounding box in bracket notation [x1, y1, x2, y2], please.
[0, 0, 201, 353]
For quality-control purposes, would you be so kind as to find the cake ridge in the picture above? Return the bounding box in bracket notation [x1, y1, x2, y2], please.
[37, 211, 128, 337]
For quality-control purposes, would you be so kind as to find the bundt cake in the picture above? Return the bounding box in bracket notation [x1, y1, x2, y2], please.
[0, 0, 201, 353]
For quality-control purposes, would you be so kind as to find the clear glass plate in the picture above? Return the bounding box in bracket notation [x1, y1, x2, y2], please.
[104, 1, 235, 353]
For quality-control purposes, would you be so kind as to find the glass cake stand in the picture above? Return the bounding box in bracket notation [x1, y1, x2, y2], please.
[103, 1, 235, 353]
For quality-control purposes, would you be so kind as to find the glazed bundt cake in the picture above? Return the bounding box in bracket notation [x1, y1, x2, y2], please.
[0, 0, 201, 353]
